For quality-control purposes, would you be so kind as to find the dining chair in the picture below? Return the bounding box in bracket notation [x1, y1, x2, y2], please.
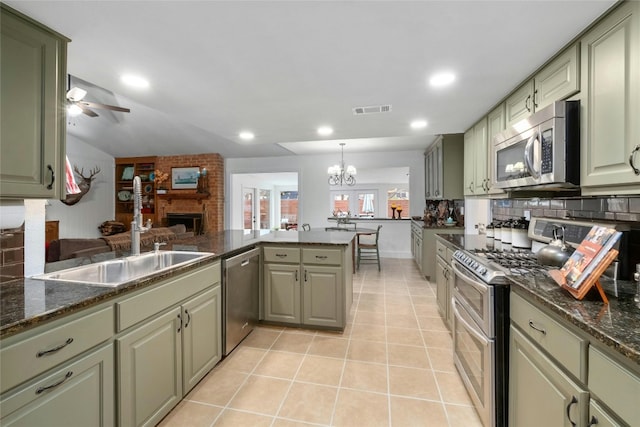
[357, 225, 382, 271]
[302, 223, 311, 231]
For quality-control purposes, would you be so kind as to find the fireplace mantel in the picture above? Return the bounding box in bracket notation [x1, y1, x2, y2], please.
[157, 192, 209, 204]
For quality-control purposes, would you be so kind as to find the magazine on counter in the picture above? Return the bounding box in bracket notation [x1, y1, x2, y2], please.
[555, 225, 622, 290]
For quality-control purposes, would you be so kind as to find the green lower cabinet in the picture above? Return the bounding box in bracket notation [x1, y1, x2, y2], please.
[182, 287, 222, 392]
[303, 265, 342, 328]
[0, 343, 114, 427]
[118, 307, 183, 427]
[509, 326, 588, 427]
[589, 399, 624, 427]
[263, 263, 301, 323]
[435, 256, 449, 323]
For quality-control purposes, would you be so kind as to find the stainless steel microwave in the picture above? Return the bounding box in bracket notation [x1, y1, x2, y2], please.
[491, 100, 580, 190]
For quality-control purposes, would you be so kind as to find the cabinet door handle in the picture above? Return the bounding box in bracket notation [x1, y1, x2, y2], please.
[566, 395, 578, 426]
[629, 144, 640, 175]
[304, 270, 308, 282]
[525, 95, 531, 112]
[36, 338, 74, 358]
[46, 165, 55, 190]
[588, 415, 599, 426]
[36, 371, 73, 394]
[528, 320, 546, 335]
[177, 313, 182, 333]
[295, 270, 298, 281]
[184, 309, 191, 328]
[533, 89, 538, 109]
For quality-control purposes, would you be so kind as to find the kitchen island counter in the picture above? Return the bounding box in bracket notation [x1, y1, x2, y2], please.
[1, 230, 354, 339]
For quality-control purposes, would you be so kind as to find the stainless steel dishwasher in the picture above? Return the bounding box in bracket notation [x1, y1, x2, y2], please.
[222, 247, 260, 356]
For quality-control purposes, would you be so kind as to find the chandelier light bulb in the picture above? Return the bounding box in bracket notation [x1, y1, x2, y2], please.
[328, 143, 356, 186]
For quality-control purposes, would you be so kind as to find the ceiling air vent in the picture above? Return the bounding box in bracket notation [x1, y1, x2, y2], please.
[353, 104, 392, 115]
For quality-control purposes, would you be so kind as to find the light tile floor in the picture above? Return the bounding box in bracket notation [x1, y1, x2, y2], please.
[159, 258, 483, 427]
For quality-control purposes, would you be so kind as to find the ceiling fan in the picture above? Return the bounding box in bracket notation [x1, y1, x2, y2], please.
[66, 83, 131, 118]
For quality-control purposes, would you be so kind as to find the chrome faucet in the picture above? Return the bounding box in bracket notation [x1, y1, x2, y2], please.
[131, 176, 152, 256]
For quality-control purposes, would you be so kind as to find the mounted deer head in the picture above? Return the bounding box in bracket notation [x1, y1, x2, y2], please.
[61, 166, 101, 206]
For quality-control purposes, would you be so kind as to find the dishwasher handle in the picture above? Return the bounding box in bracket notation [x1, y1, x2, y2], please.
[223, 247, 261, 269]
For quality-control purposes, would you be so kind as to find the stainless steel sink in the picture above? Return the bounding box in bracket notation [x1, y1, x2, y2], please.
[34, 251, 214, 286]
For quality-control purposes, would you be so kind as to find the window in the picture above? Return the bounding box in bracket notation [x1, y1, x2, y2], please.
[259, 189, 271, 229]
[280, 191, 298, 229]
[330, 190, 377, 217]
[387, 188, 409, 219]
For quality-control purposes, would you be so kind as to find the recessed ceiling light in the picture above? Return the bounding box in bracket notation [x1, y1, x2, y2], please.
[121, 74, 150, 88]
[317, 126, 333, 136]
[429, 72, 455, 87]
[410, 120, 428, 129]
[239, 131, 255, 141]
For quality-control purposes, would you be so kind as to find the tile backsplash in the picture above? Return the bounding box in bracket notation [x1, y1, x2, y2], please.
[492, 196, 640, 224]
[0, 226, 24, 284]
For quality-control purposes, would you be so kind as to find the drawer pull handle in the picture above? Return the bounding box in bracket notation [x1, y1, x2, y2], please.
[36, 338, 74, 358]
[275, 253, 287, 258]
[566, 395, 578, 426]
[36, 371, 73, 394]
[528, 320, 546, 335]
[315, 255, 328, 260]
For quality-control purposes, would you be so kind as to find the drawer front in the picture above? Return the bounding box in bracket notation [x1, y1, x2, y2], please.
[436, 241, 447, 260]
[302, 248, 341, 265]
[589, 346, 640, 425]
[446, 248, 455, 265]
[263, 246, 300, 263]
[0, 306, 114, 393]
[117, 262, 220, 332]
[510, 292, 586, 381]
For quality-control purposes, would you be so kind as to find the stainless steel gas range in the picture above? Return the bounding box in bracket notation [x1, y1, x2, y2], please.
[451, 217, 630, 427]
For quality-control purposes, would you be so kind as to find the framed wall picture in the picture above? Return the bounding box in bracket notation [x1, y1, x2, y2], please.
[171, 167, 199, 189]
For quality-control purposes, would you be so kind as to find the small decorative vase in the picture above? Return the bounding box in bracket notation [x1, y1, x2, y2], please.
[391, 207, 397, 219]
[396, 209, 402, 219]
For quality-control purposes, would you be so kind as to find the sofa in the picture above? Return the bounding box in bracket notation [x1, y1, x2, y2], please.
[46, 224, 194, 263]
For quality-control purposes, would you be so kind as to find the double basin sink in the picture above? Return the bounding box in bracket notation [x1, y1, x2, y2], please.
[34, 251, 214, 287]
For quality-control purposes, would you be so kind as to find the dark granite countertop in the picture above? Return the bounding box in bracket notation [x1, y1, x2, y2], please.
[435, 233, 640, 367]
[1, 230, 354, 340]
[411, 218, 465, 230]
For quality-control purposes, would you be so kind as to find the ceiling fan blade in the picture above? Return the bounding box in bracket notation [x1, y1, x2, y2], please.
[79, 101, 130, 113]
[79, 104, 99, 117]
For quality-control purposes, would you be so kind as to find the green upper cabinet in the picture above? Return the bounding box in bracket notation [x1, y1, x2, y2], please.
[463, 118, 489, 197]
[505, 43, 580, 128]
[0, 5, 69, 199]
[580, 0, 640, 195]
[425, 134, 464, 200]
[486, 104, 507, 197]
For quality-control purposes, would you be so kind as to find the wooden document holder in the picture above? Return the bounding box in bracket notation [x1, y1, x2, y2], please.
[548, 249, 619, 305]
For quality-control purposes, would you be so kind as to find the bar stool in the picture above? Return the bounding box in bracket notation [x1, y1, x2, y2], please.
[357, 225, 382, 271]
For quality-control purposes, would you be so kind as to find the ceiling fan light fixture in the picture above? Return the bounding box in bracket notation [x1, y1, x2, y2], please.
[67, 104, 83, 116]
[66, 87, 87, 102]
[121, 74, 150, 88]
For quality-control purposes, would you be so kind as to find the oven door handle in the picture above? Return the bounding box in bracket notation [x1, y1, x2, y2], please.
[452, 261, 489, 294]
[524, 130, 540, 179]
[452, 300, 490, 346]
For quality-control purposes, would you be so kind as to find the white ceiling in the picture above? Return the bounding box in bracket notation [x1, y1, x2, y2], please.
[6, 0, 616, 159]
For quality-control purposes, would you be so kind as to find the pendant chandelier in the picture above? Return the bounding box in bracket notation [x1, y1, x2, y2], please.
[327, 143, 356, 186]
